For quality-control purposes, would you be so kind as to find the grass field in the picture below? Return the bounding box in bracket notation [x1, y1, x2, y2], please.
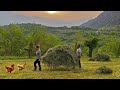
[0, 58, 120, 79]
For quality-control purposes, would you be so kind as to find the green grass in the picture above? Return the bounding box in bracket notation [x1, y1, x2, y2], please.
[0, 58, 120, 79]
[0, 56, 34, 60]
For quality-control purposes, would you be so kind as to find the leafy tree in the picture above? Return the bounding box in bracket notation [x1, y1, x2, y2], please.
[98, 35, 120, 57]
[85, 37, 98, 57]
[25, 24, 61, 57]
[0, 27, 6, 55]
[0, 24, 25, 56]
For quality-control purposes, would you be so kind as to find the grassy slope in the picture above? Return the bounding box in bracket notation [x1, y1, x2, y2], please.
[0, 58, 120, 79]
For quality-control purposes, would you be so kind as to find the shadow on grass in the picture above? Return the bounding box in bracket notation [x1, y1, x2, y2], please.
[45, 67, 90, 73]
[47, 67, 72, 71]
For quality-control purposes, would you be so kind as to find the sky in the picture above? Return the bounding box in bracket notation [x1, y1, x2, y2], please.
[15, 11, 103, 22]
[0, 11, 103, 27]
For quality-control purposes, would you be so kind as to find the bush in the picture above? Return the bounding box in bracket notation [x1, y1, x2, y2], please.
[89, 53, 111, 61]
[95, 66, 113, 74]
[41, 45, 78, 68]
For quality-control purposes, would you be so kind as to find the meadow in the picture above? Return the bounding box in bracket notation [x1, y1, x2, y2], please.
[1, 12, 120, 79]
[0, 58, 120, 79]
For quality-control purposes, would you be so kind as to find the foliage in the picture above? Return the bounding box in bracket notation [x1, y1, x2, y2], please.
[0, 24, 25, 56]
[0, 23, 120, 58]
[98, 36, 120, 57]
[0, 24, 61, 57]
[85, 37, 98, 57]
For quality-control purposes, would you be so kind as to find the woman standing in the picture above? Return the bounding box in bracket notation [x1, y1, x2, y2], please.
[34, 45, 41, 71]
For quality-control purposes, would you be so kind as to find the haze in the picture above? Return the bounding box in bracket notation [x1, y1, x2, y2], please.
[0, 11, 103, 27]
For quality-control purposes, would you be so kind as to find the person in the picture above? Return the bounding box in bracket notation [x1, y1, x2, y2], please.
[76, 44, 82, 69]
[34, 45, 41, 71]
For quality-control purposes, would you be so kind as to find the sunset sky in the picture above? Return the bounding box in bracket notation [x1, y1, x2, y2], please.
[15, 11, 102, 20]
[0, 11, 103, 27]
[15, 11, 103, 21]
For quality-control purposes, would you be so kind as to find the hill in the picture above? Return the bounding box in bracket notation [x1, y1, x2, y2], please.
[81, 11, 120, 29]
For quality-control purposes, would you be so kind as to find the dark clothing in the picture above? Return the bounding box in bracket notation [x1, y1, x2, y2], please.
[78, 57, 81, 68]
[34, 59, 41, 71]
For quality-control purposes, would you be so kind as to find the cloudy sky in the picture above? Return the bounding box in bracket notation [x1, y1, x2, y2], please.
[0, 11, 103, 27]
[15, 11, 102, 20]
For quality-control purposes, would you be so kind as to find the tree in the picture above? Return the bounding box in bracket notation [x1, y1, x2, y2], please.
[73, 32, 85, 50]
[97, 35, 120, 58]
[43, 33, 61, 54]
[25, 24, 61, 57]
[25, 33, 34, 57]
[0, 27, 6, 55]
[85, 37, 98, 57]
[74, 33, 85, 43]
[24, 24, 46, 57]
[1, 24, 25, 56]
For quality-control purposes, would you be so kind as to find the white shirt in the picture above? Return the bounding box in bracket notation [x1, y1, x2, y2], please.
[36, 48, 41, 60]
[76, 48, 82, 57]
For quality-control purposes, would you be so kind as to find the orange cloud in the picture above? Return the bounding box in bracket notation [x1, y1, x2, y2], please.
[13, 11, 103, 22]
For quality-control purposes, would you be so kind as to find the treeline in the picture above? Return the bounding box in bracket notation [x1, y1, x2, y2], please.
[0, 23, 120, 58]
[0, 24, 61, 57]
[3, 23, 95, 31]
[73, 30, 120, 58]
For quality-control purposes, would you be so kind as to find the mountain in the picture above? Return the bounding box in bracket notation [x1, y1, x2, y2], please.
[80, 11, 120, 29]
[0, 11, 64, 26]
[0, 11, 90, 27]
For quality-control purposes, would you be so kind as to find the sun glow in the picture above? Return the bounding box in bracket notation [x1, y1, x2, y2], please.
[47, 11, 57, 14]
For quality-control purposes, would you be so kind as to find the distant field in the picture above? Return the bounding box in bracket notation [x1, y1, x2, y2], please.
[0, 58, 120, 79]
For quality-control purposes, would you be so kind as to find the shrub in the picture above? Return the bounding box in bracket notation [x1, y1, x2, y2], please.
[95, 66, 113, 74]
[89, 53, 111, 61]
[41, 45, 78, 68]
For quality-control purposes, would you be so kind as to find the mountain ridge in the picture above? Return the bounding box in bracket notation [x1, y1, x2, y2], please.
[80, 11, 120, 29]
